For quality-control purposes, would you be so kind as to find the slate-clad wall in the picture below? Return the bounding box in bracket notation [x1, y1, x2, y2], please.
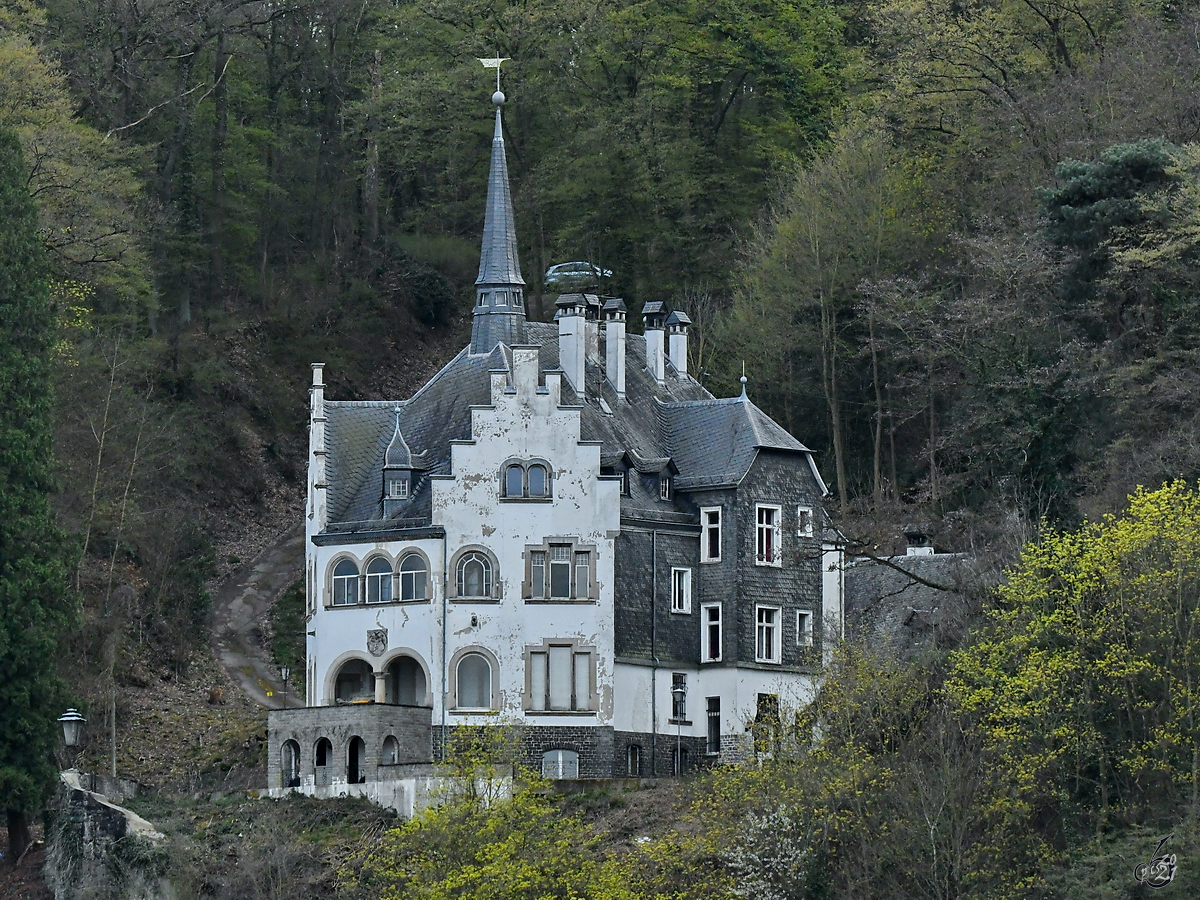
[689, 488, 738, 662]
[613, 524, 702, 664]
[734, 451, 824, 670]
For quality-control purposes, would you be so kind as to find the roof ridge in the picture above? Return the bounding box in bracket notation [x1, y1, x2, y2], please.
[407, 345, 473, 404]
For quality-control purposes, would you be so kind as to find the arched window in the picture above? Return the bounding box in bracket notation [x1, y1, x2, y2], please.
[456, 653, 493, 709]
[457, 552, 492, 598]
[399, 553, 428, 601]
[382, 735, 399, 766]
[281, 740, 301, 787]
[365, 557, 393, 603]
[332, 559, 359, 606]
[527, 464, 547, 498]
[505, 464, 524, 498]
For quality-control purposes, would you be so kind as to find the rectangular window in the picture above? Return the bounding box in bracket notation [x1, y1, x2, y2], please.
[756, 505, 781, 565]
[618, 471, 627, 495]
[549, 544, 571, 598]
[701, 603, 722, 662]
[701, 507, 721, 562]
[526, 542, 594, 600]
[671, 672, 687, 720]
[528, 646, 593, 711]
[387, 477, 409, 499]
[797, 610, 814, 647]
[756, 606, 780, 663]
[707, 697, 721, 754]
[530, 550, 546, 597]
[671, 567, 692, 613]
[574, 552, 591, 598]
[797, 505, 813, 538]
[660, 477, 671, 500]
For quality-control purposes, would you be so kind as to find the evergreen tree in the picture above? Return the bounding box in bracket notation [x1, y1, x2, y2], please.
[0, 124, 74, 860]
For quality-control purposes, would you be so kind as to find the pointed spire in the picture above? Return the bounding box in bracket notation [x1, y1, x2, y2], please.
[471, 69, 527, 354]
[475, 97, 525, 287]
[739, 362, 749, 400]
[384, 404, 412, 469]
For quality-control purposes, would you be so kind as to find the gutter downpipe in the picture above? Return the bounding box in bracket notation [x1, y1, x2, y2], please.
[441, 532, 448, 761]
[650, 529, 659, 777]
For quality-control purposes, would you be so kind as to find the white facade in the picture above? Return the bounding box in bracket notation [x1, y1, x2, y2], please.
[305, 349, 621, 734]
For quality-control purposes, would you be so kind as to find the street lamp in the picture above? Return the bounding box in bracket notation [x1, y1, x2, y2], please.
[279, 664, 291, 708]
[670, 681, 687, 776]
[58, 708, 86, 773]
[58, 708, 86, 748]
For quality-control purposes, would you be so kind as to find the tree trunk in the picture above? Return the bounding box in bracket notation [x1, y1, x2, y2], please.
[869, 310, 884, 507]
[6, 808, 33, 860]
[362, 50, 382, 247]
[821, 295, 848, 514]
[209, 31, 229, 306]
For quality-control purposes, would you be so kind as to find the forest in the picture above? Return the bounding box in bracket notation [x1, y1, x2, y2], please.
[3, 0, 1200, 896]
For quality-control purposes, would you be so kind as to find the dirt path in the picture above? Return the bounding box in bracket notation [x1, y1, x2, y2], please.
[210, 525, 305, 709]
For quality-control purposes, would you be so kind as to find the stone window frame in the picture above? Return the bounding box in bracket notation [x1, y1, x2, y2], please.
[499, 457, 553, 501]
[755, 503, 783, 567]
[397, 549, 433, 603]
[450, 545, 500, 602]
[327, 549, 434, 608]
[363, 554, 395, 604]
[522, 537, 598, 602]
[523, 638, 598, 714]
[448, 645, 500, 712]
[329, 554, 360, 606]
[670, 567, 692, 614]
[701, 602, 722, 663]
[700, 507, 722, 563]
[755, 604, 782, 664]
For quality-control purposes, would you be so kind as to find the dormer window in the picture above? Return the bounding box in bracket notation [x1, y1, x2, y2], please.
[501, 459, 552, 500]
[387, 476, 409, 500]
[659, 476, 671, 501]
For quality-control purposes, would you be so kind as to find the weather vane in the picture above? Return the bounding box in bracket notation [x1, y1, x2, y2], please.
[477, 56, 511, 95]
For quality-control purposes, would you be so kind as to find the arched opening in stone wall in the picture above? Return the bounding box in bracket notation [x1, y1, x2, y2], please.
[386, 655, 427, 705]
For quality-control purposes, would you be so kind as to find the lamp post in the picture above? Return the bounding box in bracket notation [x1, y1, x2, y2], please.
[58, 708, 86, 771]
[670, 681, 687, 776]
[279, 665, 291, 708]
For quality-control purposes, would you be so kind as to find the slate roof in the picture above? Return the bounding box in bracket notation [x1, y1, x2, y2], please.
[321, 321, 824, 532]
[475, 107, 524, 287]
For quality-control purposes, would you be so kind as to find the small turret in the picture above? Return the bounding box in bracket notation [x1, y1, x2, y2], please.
[382, 406, 414, 516]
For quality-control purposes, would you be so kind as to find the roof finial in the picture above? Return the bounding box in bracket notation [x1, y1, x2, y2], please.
[739, 361, 748, 399]
[478, 56, 510, 105]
